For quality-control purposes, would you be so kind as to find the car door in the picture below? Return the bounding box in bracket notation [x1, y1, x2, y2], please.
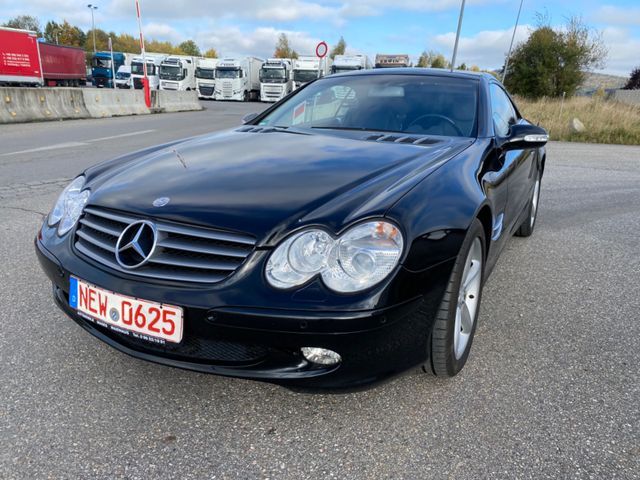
[490, 83, 536, 233]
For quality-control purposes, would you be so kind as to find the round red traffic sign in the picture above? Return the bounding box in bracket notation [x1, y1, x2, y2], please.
[316, 41, 328, 58]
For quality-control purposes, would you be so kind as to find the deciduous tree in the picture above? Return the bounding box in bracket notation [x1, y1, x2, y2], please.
[330, 36, 346, 59]
[274, 33, 298, 59]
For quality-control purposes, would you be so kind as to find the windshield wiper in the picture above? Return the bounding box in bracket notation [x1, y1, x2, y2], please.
[311, 126, 405, 134]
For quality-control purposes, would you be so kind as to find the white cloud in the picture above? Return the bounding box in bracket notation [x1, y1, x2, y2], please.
[597, 27, 640, 76]
[595, 5, 640, 26]
[144, 22, 183, 43]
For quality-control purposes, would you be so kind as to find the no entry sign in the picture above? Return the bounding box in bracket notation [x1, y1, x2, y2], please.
[316, 41, 328, 58]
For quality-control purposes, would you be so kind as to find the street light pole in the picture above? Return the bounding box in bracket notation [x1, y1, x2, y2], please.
[87, 4, 98, 53]
[450, 0, 466, 72]
[502, 0, 524, 83]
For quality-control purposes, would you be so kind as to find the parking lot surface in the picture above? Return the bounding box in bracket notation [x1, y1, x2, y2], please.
[1, 104, 638, 479]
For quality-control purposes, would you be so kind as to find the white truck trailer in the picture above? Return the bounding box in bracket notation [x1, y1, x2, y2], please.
[159, 55, 197, 91]
[195, 58, 218, 99]
[131, 54, 168, 90]
[374, 54, 411, 68]
[259, 58, 293, 102]
[214, 57, 263, 101]
[330, 54, 372, 75]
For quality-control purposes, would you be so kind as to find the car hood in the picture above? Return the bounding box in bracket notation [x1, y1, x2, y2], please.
[86, 129, 473, 245]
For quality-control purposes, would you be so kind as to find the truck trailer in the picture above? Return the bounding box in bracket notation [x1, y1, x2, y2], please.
[214, 57, 262, 101]
[374, 54, 411, 68]
[195, 58, 218, 99]
[259, 58, 293, 102]
[330, 54, 372, 74]
[159, 55, 197, 91]
[0, 27, 86, 87]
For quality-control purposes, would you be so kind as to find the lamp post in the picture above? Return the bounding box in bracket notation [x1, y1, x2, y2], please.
[502, 0, 524, 83]
[87, 4, 98, 53]
[450, 0, 466, 72]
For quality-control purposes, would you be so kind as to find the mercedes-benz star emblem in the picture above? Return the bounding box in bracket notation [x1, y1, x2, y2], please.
[153, 197, 170, 207]
[115, 220, 157, 269]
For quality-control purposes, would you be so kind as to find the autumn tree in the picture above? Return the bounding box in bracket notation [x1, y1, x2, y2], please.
[3, 15, 41, 35]
[274, 33, 298, 59]
[203, 48, 218, 58]
[44, 20, 85, 46]
[330, 36, 346, 59]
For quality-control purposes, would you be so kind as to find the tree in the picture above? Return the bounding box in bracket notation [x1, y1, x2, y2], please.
[178, 40, 201, 57]
[623, 67, 640, 90]
[3, 15, 41, 35]
[203, 48, 218, 58]
[44, 20, 85, 46]
[504, 16, 607, 98]
[330, 36, 346, 59]
[274, 33, 298, 59]
[416, 50, 449, 69]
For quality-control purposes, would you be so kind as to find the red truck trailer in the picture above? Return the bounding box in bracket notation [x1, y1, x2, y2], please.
[0, 27, 86, 87]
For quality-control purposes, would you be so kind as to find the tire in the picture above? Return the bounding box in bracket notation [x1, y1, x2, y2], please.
[426, 218, 486, 377]
[515, 169, 541, 237]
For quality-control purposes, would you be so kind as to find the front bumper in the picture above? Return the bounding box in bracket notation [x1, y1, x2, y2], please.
[36, 234, 451, 388]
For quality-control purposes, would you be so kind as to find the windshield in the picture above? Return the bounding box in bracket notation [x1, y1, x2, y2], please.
[331, 66, 362, 74]
[257, 74, 478, 137]
[131, 62, 157, 76]
[260, 67, 286, 83]
[216, 68, 240, 79]
[116, 71, 130, 79]
[92, 57, 111, 69]
[196, 67, 214, 79]
[293, 69, 318, 83]
[160, 65, 184, 80]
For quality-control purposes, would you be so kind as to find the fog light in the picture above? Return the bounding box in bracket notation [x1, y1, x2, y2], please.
[301, 347, 341, 366]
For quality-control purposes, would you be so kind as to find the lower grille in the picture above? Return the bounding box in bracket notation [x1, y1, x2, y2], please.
[74, 206, 256, 284]
[198, 85, 214, 96]
[133, 77, 143, 89]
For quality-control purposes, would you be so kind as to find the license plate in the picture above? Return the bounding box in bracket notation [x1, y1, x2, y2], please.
[69, 276, 183, 344]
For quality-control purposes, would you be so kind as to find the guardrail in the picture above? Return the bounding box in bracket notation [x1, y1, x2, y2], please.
[609, 89, 640, 107]
[0, 87, 202, 124]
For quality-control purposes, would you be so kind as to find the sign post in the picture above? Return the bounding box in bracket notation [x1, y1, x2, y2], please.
[135, 0, 151, 108]
[315, 41, 328, 79]
[108, 37, 116, 89]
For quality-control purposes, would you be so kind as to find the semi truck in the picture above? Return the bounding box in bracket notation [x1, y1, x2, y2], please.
[195, 58, 218, 99]
[259, 58, 293, 102]
[131, 54, 168, 90]
[91, 51, 136, 88]
[0, 27, 86, 87]
[159, 55, 197, 91]
[214, 57, 262, 101]
[331, 54, 372, 75]
[374, 54, 411, 68]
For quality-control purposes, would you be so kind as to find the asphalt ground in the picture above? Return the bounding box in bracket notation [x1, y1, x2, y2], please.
[1, 104, 638, 479]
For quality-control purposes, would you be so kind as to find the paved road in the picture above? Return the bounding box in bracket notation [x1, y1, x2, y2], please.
[1, 106, 638, 479]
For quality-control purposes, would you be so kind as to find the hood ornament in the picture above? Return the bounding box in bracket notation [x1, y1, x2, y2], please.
[153, 197, 170, 207]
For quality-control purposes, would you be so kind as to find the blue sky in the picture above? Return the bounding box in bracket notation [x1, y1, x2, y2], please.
[1, 0, 638, 75]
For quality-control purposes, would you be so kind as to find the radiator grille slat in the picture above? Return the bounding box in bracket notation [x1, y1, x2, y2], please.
[74, 207, 256, 284]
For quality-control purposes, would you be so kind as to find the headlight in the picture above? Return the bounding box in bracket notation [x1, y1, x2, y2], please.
[48, 176, 90, 236]
[266, 221, 403, 293]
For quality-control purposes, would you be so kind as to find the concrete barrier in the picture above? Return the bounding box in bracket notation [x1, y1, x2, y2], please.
[0, 87, 202, 124]
[81, 89, 151, 118]
[609, 89, 640, 107]
[1, 87, 89, 123]
[156, 90, 203, 113]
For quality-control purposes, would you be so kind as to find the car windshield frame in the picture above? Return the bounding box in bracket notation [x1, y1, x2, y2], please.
[256, 73, 480, 138]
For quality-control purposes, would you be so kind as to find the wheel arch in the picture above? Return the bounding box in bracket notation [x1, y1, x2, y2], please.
[475, 204, 493, 256]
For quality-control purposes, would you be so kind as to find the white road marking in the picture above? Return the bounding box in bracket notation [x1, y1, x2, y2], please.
[86, 129, 156, 143]
[1, 129, 156, 157]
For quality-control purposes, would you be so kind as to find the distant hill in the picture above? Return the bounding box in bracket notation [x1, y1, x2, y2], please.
[577, 72, 627, 96]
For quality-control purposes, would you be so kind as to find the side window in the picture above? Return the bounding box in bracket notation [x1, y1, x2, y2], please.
[490, 84, 518, 137]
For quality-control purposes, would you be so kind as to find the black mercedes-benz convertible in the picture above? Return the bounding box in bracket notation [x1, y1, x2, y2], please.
[36, 69, 548, 388]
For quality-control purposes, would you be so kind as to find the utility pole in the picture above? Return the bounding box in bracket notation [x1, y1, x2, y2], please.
[450, 0, 466, 72]
[87, 4, 98, 53]
[502, 0, 524, 83]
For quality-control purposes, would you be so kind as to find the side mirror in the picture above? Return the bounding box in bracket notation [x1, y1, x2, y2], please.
[242, 112, 259, 124]
[503, 123, 549, 150]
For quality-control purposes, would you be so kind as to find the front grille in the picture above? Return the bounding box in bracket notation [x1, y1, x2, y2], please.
[74, 206, 256, 284]
[133, 77, 143, 89]
[222, 81, 233, 98]
[100, 325, 270, 364]
[198, 85, 214, 96]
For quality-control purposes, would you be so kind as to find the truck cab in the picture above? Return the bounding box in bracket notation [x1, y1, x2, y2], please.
[214, 57, 262, 101]
[131, 55, 167, 90]
[92, 51, 127, 88]
[291, 56, 322, 91]
[259, 58, 292, 102]
[196, 58, 218, 99]
[159, 56, 196, 91]
[330, 54, 372, 75]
